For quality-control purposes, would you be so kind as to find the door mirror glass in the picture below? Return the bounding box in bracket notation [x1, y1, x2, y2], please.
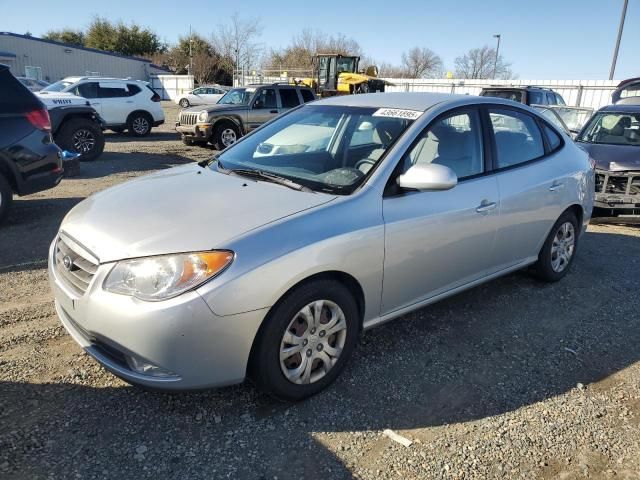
[398, 163, 457, 191]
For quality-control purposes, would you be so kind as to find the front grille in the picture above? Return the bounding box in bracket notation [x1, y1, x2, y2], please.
[596, 171, 640, 197]
[179, 112, 199, 125]
[54, 235, 99, 296]
[605, 176, 629, 194]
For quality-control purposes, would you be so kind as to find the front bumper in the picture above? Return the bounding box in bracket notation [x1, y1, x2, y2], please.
[48, 236, 267, 390]
[175, 123, 212, 140]
[594, 169, 640, 214]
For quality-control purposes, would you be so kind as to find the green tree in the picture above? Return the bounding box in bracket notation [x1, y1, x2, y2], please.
[42, 29, 85, 46]
[84, 17, 163, 57]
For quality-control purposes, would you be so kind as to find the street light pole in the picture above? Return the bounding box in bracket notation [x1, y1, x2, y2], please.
[492, 34, 501, 79]
[188, 25, 193, 78]
[609, 0, 629, 80]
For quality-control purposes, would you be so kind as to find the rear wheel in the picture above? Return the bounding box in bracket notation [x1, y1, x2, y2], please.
[533, 211, 579, 282]
[0, 173, 13, 224]
[55, 118, 105, 162]
[127, 112, 152, 136]
[250, 280, 360, 401]
[212, 122, 239, 150]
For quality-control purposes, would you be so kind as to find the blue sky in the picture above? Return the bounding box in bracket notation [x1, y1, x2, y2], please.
[1, 0, 638, 79]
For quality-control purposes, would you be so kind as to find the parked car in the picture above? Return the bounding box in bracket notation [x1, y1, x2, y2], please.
[612, 77, 640, 105]
[532, 105, 594, 138]
[480, 86, 566, 106]
[575, 103, 640, 216]
[175, 83, 316, 149]
[0, 64, 62, 223]
[40, 77, 164, 136]
[174, 85, 229, 108]
[49, 92, 594, 400]
[17, 76, 50, 91]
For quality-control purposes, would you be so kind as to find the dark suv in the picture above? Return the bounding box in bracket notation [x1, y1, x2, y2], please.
[176, 83, 316, 149]
[480, 86, 566, 106]
[0, 64, 62, 223]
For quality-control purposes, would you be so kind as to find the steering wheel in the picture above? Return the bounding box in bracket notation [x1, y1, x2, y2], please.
[354, 158, 376, 173]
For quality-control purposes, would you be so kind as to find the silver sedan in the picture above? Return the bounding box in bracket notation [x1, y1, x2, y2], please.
[49, 93, 594, 400]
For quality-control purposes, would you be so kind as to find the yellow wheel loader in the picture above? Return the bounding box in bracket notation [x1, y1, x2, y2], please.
[293, 54, 389, 97]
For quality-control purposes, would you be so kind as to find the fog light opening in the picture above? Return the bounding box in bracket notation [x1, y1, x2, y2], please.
[125, 355, 177, 378]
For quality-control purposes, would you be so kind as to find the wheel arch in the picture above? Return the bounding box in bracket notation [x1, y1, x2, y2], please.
[212, 116, 245, 135]
[126, 109, 153, 124]
[0, 154, 19, 192]
[246, 270, 366, 372]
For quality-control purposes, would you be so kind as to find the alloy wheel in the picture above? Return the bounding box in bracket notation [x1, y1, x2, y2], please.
[72, 129, 96, 153]
[132, 117, 150, 135]
[221, 128, 237, 147]
[550, 221, 575, 273]
[279, 300, 348, 385]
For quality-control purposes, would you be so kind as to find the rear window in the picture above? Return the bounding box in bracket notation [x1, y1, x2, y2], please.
[0, 68, 41, 113]
[481, 89, 523, 103]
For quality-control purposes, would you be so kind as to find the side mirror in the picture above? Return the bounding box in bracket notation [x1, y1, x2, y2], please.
[397, 163, 457, 191]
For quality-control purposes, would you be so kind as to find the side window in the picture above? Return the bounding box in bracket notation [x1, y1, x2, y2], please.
[555, 93, 566, 105]
[489, 109, 545, 168]
[253, 88, 277, 109]
[543, 124, 562, 151]
[403, 110, 484, 179]
[75, 82, 98, 99]
[300, 89, 315, 103]
[192, 88, 203, 95]
[279, 88, 301, 108]
[528, 91, 544, 105]
[126, 84, 141, 96]
[98, 84, 129, 98]
[546, 92, 556, 104]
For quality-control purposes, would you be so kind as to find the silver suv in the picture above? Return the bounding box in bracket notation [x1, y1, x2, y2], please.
[176, 83, 316, 149]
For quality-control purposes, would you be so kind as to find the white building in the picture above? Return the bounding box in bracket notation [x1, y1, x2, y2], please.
[0, 32, 170, 82]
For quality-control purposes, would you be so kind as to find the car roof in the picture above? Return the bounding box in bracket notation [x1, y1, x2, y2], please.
[481, 85, 554, 92]
[313, 92, 486, 111]
[598, 103, 640, 113]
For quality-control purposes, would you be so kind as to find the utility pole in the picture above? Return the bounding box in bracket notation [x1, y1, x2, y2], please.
[188, 25, 193, 78]
[609, 0, 629, 80]
[492, 34, 501, 79]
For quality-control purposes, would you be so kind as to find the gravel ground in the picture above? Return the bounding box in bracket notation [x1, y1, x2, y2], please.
[1, 103, 639, 480]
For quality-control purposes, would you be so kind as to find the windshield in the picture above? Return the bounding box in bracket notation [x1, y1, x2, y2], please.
[214, 105, 416, 194]
[577, 112, 640, 146]
[481, 90, 523, 103]
[218, 87, 255, 105]
[42, 80, 74, 92]
[336, 57, 357, 73]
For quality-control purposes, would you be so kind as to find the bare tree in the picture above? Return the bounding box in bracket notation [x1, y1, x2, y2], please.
[212, 13, 263, 74]
[454, 45, 513, 79]
[401, 47, 443, 78]
[377, 62, 406, 78]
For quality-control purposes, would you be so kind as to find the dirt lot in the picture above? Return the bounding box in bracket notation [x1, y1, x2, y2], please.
[1, 103, 639, 480]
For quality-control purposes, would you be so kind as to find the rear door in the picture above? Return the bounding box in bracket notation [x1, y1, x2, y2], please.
[246, 87, 278, 131]
[278, 87, 301, 113]
[488, 106, 565, 269]
[97, 82, 133, 125]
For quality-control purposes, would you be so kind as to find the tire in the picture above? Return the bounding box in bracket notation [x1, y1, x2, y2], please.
[179, 98, 190, 108]
[0, 173, 13, 224]
[55, 118, 105, 162]
[212, 122, 240, 150]
[250, 280, 360, 401]
[181, 136, 195, 146]
[127, 112, 152, 137]
[533, 210, 579, 282]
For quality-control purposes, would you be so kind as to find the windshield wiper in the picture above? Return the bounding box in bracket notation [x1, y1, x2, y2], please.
[228, 168, 313, 192]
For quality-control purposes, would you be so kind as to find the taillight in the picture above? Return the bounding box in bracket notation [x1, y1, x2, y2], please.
[25, 108, 51, 132]
[151, 91, 161, 102]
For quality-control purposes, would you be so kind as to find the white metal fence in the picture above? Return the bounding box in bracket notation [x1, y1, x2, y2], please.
[150, 75, 194, 100]
[382, 79, 619, 110]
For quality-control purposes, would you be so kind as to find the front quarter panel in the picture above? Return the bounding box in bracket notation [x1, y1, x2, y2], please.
[196, 189, 385, 322]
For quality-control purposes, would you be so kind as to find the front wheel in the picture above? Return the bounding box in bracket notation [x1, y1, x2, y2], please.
[55, 118, 105, 162]
[533, 211, 579, 282]
[212, 122, 239, 150]
[250, 280, 360, 401]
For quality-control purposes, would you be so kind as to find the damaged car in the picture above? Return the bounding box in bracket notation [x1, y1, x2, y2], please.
[576, 103, 640, 216]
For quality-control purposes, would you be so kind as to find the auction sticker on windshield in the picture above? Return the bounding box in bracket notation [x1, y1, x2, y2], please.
[372, 108, 423, 120]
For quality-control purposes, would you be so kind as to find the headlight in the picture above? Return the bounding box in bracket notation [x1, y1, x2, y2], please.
[198, 111, 209, 122]
[104, 251, 233, 301]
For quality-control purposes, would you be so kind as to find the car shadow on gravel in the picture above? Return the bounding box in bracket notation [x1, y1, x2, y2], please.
[104, 132, 181, 143]
[73, 152, 196, 179]
[1, 230, 639, 479]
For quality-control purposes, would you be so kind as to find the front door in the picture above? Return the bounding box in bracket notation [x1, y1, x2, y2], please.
[382, 108, 500, 315]
[246, 87, 279, 131]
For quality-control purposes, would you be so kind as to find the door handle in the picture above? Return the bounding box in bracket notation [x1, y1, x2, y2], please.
[549, 181, 564, 192]
[476, 200, 497, 213]
[269, 110, 278, 114]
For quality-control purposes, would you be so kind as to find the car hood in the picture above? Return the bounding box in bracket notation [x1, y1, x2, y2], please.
[578, 143, 640, 171]
[182, 104, 246, 114]
[60, 164, 336, 263]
